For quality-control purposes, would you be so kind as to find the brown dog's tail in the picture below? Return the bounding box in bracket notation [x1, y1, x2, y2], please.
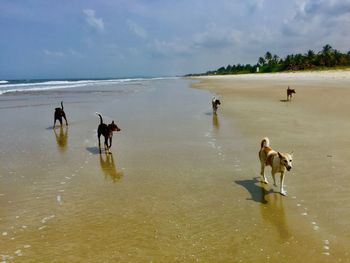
[96, 113, 103, 124]
[61, 101, 64, 110]
[261, 137, 270, 148]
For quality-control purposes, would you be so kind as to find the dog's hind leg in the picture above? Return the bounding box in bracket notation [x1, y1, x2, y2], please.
[62, 113, 68, 126]
[58, 117, 63, 127]
[260, 163, 268, 184]
[280, 172, 287, 196]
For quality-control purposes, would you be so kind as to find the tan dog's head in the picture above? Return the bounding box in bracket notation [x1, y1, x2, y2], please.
[278, 152, 293, 171]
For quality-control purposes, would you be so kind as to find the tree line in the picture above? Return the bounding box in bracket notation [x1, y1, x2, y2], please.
[186, 45, 350, 76]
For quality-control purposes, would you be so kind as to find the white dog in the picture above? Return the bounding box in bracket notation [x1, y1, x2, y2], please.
[258, 137, 293, 196]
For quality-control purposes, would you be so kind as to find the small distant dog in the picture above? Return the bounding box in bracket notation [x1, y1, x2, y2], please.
[53, 101, 68, 128]
[97, 113, 121, 153]
[287, 86, 296, 101]
[212, 97, 221, 114]
[258, 137, 293, 196]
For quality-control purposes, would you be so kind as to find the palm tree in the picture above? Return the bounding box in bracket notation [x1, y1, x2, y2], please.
[306, 50, 315, 68]
[322, 44, 333, 55]
[320, 44, 334, 67]
[272, 54, 279, 65]
[258, 57, 266, 66]
[264, 52, 272, 63]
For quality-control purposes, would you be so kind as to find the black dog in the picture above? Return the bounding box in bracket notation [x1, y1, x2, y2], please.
[53, 101, 68, 128]
[212, 97, 221, 114]
[287, 86, 296, 101]
[97, 113, 121, 153]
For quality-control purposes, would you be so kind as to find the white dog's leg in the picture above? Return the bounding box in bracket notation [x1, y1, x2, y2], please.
[260, 163, 268, 184]
[280, 172, 287, 196]
[272, 173, 277, 187]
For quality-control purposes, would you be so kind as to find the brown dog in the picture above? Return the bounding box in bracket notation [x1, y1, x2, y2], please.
[287, 86, 296, 101]
[53, 101, 68, 128]
[97, 113, 121, 153]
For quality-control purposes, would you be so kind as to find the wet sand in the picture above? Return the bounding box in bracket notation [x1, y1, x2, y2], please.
[1, 75, 350, 262]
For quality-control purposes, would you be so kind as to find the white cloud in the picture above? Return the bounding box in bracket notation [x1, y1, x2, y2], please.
[43, 49, 65, 58]
[69, 49, 84, 58]
[248, 0, 265, 12]
[151, 38, 191, 57]
[193, 24, 242, 49]
[127, 20, 147, 38]
[282, 0, 350, 38]
[83, 9, 104, 32]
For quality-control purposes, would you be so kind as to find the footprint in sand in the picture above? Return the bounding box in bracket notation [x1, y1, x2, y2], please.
[322, 240, 330, 255]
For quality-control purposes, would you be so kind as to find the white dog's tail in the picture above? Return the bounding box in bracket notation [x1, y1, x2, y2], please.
[261, 137, 270, 148]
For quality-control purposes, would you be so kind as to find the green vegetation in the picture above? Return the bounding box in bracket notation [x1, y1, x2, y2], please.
[186, 45, 350, 76]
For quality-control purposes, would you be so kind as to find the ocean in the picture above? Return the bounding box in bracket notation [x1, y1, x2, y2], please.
[0, 77, 176, 95]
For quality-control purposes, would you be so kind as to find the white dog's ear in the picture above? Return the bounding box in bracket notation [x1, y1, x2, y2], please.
[290, 151, 294, 156]
[278, 152, 283, 158]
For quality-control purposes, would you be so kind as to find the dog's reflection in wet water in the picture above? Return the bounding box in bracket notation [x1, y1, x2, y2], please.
[53, 126, 68, 152]
[235, 177, 290, 240]
[212, 113, 220, 131]
[260, 191, 290, 240]
[99, 152, 123, 182]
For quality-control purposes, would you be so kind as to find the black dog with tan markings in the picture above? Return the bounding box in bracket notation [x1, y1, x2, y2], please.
[97, 113, 121, 153]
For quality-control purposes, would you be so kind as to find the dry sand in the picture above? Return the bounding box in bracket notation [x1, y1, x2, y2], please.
[193, 69, 350, 261]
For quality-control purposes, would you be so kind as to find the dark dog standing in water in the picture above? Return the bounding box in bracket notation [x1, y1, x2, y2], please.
[212, 97, 221, 114]
[53, 101, 68, 128]
[287, 87, 296, 101]
[97, 113, 121, 153]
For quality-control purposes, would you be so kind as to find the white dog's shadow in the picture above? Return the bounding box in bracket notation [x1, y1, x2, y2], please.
[235, 177, 276, 204]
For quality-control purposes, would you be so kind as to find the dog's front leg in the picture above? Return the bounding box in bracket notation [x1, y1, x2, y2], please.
[272, 173, 277, 187]
[109, 137, 113, 148]
[280, 172, 287, 196]
[104, 137, 108, 150]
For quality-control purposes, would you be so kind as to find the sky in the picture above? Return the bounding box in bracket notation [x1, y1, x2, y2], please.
[0, 0, 349, 79]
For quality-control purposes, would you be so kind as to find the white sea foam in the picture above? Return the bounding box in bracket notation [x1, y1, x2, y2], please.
[0, 77, 178, 95]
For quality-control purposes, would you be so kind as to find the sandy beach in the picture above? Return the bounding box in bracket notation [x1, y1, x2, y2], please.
[1, 73, 350, 262]
[193, 70, 350, 261]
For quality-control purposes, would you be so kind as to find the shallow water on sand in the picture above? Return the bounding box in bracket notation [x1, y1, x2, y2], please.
[0, 79, 348, 262]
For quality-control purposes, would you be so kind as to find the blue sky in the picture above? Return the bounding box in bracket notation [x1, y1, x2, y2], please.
[1, 0, 349, 79]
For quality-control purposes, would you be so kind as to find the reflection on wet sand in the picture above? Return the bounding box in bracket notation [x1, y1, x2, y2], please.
[99, 153, 123, 182]
[212, 113, 220, 131]
[236, 177, 290, 240]
[260, 193, 290, 240]
[53, 126, 68, 151]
